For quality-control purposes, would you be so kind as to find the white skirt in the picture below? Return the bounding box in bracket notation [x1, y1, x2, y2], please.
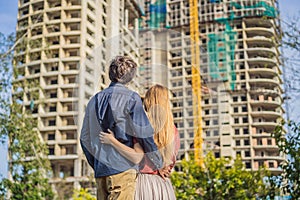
[135, 173, 176, 200]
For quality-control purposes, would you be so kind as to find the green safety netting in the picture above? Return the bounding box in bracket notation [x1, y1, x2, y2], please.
[149, 0, 167, 28]
[138, 0, 167, 29]
[207, 0, 277, 90]
[207, 21, 237, 90]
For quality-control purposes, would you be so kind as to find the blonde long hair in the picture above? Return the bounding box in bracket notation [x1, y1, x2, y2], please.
[144, 84, 175, 166]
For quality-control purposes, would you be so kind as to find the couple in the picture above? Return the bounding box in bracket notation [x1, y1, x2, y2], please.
[80, 56, 179, 200]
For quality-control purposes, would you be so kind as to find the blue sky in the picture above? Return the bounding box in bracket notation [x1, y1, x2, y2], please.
[0, 0, 18, 35]
[0, 0, 299, 178]
[0, 0, 299, 35]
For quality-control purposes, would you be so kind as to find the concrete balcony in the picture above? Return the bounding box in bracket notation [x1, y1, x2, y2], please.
[245, 18, 273, 29]
[58, 111, 78, 117]
[252, 121, 279, 128]
[48, 155, 78, 160]
[59, 97, 79, 103]
[60, 70, 79, 76]
[63, 5, 82, 11]
[39, 112, 58, 118]
[254, 156, 284, 161]
[62, 29, 81, 36]
[42, 57, 61, 63]
[246, 47, 277, 57]
[249, 88, 281, 96]
[60, 58, 80, 65]
[45, 4, 62, 12]
[39, 126, 57, 131]
[45, 30, 61, 37]
[41, 70, 60, 77]
[251, 110, 282, 118]
[251, 132, 273, 138]
[62, 17, 81, 23]
[44, 17, 61, 24]
[62, 43, 81, 49]
[245, 27, 275, 38]
[42, 84, 59, 90]
[247, 56, 277, 65]
[250, 100, 281, 107]
[24, 73, 40, 79]
[248, 78, 281, 86]
[60, 83, 79, 89]
[246, 34, 272, 41]
[58, 125, 77, 131]
[253, 144, 279, 150]
[57, 139, 77, 145]
[246, 38, 274, 49]
[248, 67, 278, 76]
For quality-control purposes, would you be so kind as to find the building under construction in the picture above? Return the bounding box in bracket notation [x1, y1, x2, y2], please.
[14, 0, 285, 196]
[139, 0, 285, 172]
[14, 0, 143, 197]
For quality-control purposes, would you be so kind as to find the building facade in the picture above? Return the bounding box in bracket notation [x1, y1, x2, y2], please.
[140, 0, 284, 173]
[14, 0, 143, 196]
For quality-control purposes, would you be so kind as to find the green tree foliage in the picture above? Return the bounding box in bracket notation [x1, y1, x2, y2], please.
[72, 188, 96, 200]
[171, 152, 274, 200]
[282, 16, 300, 52]
[0, 32, 14, 143]
[0, 32, 54, 199]
[271, 120, 300, 199]
[0, 101, 54, 200]
[280, 15, 300, 102]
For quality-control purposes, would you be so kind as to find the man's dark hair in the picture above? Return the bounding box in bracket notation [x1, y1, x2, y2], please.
[109, 56, 137, 84]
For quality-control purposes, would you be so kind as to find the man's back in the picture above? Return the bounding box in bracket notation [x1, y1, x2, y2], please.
[96, 83, 151, 142]
[81, 82, 162, 177]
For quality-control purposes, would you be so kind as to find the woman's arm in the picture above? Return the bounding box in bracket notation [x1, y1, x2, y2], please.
[99, 129, 144, 164]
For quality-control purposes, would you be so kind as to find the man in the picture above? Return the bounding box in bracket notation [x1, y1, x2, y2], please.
[80, 56, 163, 200]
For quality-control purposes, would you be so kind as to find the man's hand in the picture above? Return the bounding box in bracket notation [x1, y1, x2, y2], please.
[99, 129, 115, 145]
[158, 165, 172, 181]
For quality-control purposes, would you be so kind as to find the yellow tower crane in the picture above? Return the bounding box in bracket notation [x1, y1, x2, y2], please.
[189, 0, 204, 167]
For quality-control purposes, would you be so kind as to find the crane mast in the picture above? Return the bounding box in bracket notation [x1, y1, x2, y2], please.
[189, 0, 203, 166]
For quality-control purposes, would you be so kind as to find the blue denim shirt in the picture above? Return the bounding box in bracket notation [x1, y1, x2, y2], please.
[80, 82, 163, 177]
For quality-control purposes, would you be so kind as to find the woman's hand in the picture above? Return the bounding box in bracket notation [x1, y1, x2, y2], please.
[99, 129, 115, 145]
[158, 165, 172, 181]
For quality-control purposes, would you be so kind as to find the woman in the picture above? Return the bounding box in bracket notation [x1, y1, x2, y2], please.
[99, 84, 179, 199]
